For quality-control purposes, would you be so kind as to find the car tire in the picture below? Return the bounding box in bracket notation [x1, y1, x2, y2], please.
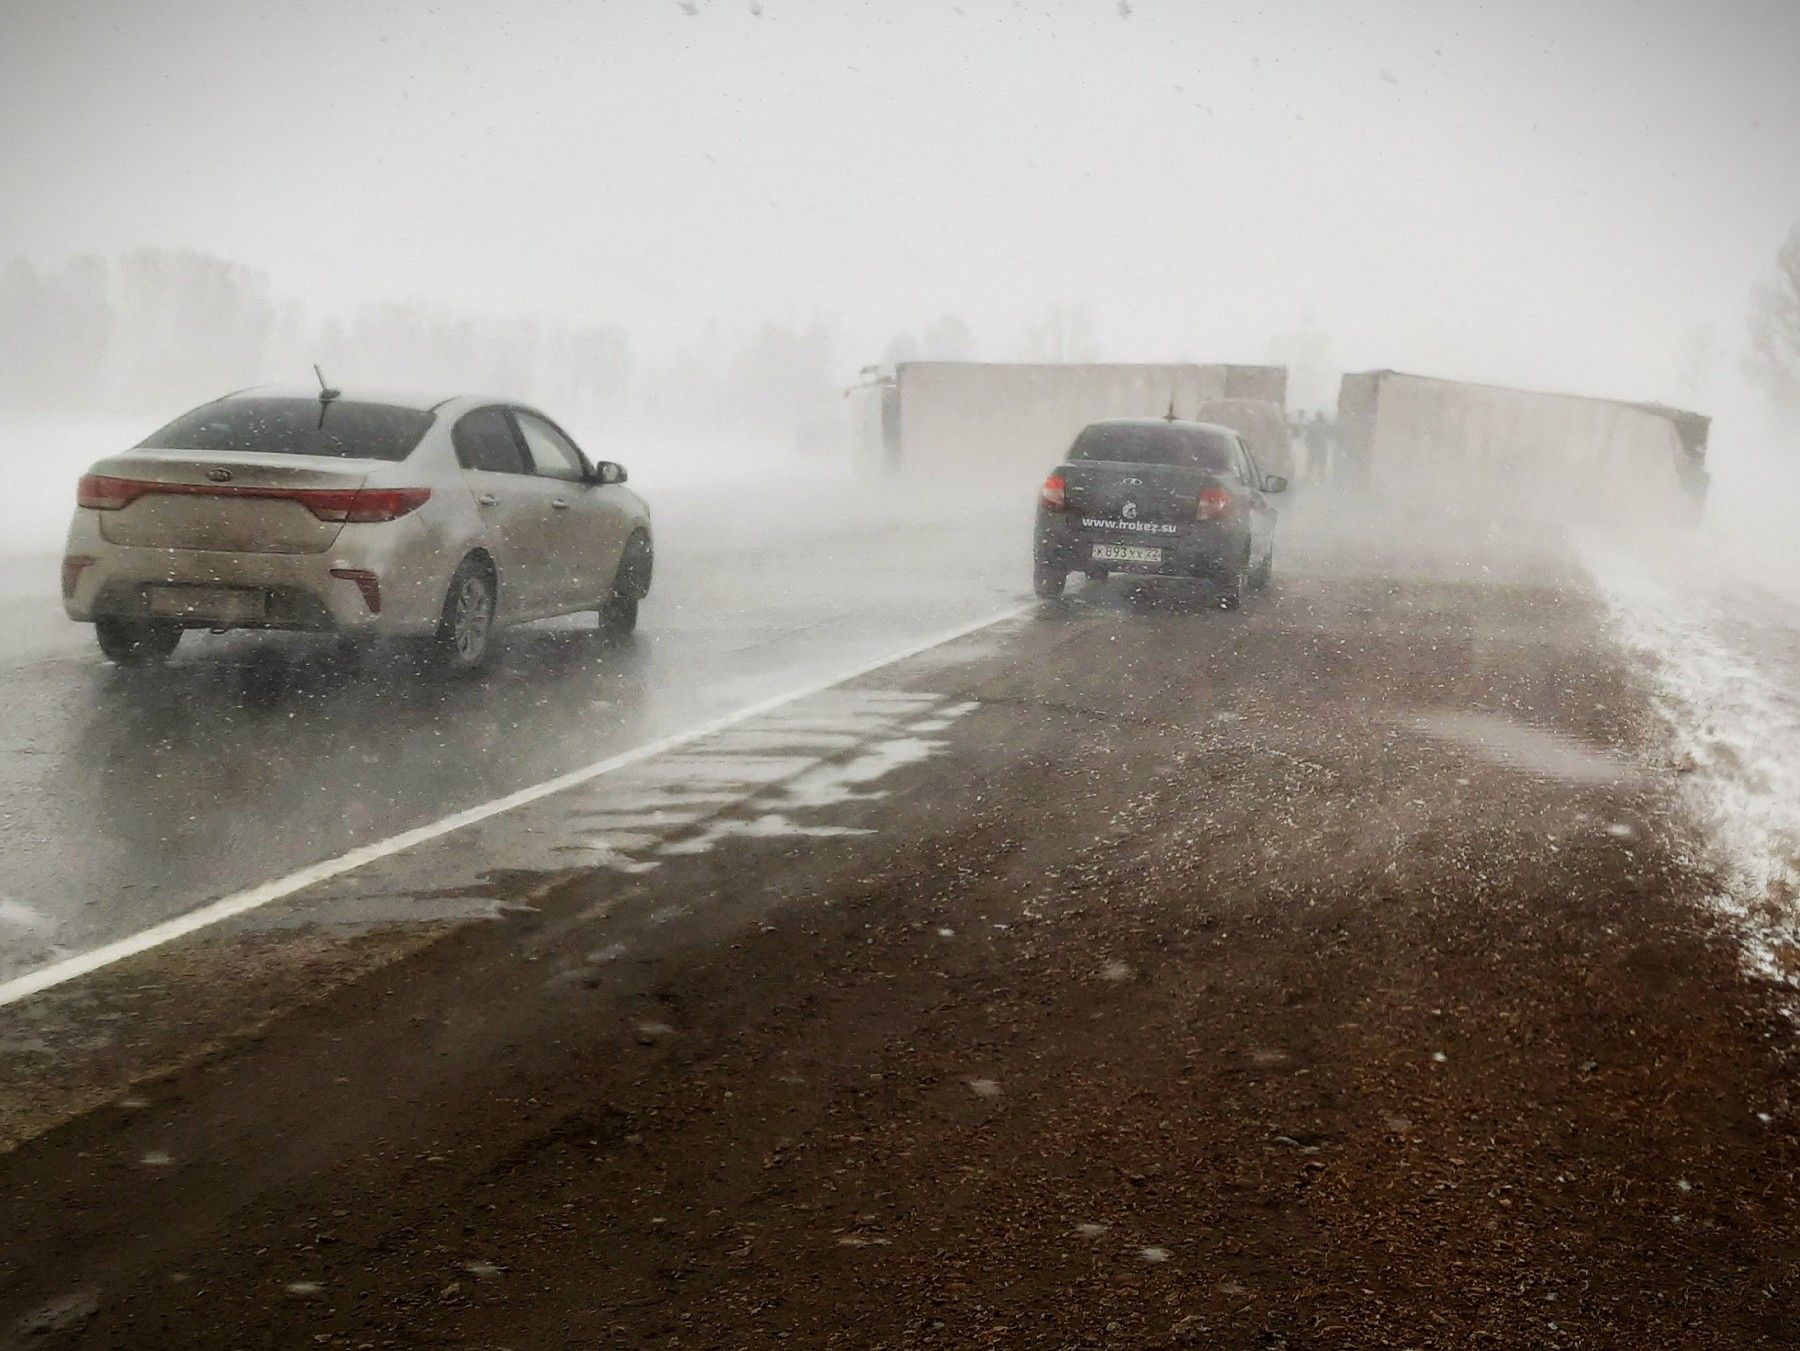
[434, 557, 497, 672]
[95, 617, 182, 666]
[599, 532, 651, 640]
[1250, 543, 1273, 590]
[1218, 549, 1252, 611]
[597, 592, 638, 639]
[613, 530, 653, 601]
[1033, 555, 1067, 599]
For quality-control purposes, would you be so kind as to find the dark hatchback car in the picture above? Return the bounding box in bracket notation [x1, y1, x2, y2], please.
[1032, 417, 1287, 605]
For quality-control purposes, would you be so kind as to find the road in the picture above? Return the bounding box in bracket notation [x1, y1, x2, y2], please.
[1, 488, 1798, 1348]
[0, 474, 1028, 988]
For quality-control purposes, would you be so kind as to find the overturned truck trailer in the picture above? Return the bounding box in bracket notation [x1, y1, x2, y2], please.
[863, 361, 1287, 477]
[1334, 370, 1709, 522]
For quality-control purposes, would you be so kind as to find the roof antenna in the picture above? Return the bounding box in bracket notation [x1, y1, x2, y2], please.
[313, 364, 341, 429]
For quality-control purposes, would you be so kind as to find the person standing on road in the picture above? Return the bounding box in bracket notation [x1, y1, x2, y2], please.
[1304, 411, 1335, 485]
[1289, 409, 1310, 480]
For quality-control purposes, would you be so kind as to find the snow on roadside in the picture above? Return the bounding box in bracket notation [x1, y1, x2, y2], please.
[1583, 535, 1800, 991]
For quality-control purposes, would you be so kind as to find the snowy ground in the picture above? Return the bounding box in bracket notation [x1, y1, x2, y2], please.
[1585, 518, 1800, 991]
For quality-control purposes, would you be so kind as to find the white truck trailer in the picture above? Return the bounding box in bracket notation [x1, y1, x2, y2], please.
[1333, 370, 1709, 522]
[857, 361, 1288, 477]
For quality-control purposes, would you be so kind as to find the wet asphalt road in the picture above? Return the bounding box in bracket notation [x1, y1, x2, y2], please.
[3, 519, 1798, 1348]
[0, 476, 1029, 986]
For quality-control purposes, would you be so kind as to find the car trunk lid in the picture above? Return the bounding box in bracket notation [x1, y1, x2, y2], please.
[1062, 461, 1211, 530]
[86, 450, 378, 554]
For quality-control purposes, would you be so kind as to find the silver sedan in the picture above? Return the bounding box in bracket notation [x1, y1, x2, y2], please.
[61, 385, 653, 670]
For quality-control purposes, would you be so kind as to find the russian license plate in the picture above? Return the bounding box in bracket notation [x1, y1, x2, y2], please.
[1090, 543, 1164, 564]
[146, 586, 268, 623]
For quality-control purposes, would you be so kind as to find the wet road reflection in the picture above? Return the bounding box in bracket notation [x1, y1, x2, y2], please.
[0, 483, 1027, 981]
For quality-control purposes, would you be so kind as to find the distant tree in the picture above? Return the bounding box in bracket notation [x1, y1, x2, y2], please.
[0, 254, 116, 411]
[0, 249, 279, 413]
[921, 313, 975, 361]
[1020, 303, 1098, 363]
[880, 315, 973, 368]
[110, 248, 272, 408]
[725, 318, 840, 451]
[1746, 226, 1800, 414]
[883, 330, 921, 367]
[0, 257, 51, 410]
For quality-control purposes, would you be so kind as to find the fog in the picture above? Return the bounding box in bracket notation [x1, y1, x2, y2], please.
[6, 1, 1800, 436]
[3, 1, 1796, 691]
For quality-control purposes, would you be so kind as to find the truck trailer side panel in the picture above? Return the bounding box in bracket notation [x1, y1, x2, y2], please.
[1336, 370, 1708, 522]
[888, 361, 1287, 477]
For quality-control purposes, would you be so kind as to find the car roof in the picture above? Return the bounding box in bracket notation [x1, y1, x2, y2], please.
[1083, 417, 1240, 437]
[221, 384, 484, 413]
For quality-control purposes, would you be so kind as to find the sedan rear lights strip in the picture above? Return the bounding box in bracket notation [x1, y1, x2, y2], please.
[77, 475, 430, 523]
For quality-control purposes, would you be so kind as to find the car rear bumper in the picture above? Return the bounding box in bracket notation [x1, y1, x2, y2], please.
[1034, 513, 1246, 580]
[61, 513, 448, 635]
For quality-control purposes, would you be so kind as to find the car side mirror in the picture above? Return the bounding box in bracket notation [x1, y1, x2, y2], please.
[591, 461, 627, 486]
[1263, 475, 1288, 494]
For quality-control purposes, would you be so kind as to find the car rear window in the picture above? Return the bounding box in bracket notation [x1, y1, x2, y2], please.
[1068, 423, 1233, 470]
[138, 398, 435, 461]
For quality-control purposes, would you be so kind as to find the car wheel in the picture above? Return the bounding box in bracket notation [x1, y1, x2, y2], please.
[613, 530, 653, 601]
[1251, 542, 1273, 590]
[597, 592, 638, 639]
[1033, 554, 1067, 599]
[435, 558, 496, 672]
[1218, 549, 1252, 610]
[95, 617, 182, 666]
[599, 533, 650, 640]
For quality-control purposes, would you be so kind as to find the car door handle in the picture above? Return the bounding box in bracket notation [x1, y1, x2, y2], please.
[476, 493, 498, 507]
[551, 498, 570, 510]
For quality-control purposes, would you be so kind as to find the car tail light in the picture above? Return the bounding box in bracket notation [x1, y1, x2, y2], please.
[300, 487, 432, 523]
[75, 476, 429, 523]
[61, 555, 95, 598]
[78, 475, 149, 510]
[1196, 486, 1234, 521]
[1039, 473, 1067, 511]
[330, 567, 382, 614]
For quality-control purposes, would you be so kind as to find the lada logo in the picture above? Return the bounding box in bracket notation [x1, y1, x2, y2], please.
[206, 468, 233, 482]
[1122, 501, 1139, 520]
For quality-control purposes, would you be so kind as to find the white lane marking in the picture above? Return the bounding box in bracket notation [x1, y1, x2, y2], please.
[554, 693, 976, 874]
[0, 602, 1033, 1009]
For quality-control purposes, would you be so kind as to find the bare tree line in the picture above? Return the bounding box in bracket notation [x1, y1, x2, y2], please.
[1746, 225, 1800, 417]
[0, 249, 634, 423]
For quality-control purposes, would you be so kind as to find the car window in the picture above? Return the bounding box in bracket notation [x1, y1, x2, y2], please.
[515, 412, 588, 482]
[138, 397, 434, 461]
[1235, 439, 1259, 484]
[1068, 423, 1233, 471]
[452, 407, 530, 474]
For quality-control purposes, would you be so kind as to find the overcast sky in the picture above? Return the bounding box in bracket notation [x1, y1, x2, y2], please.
[3, 0, 1798, 405]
